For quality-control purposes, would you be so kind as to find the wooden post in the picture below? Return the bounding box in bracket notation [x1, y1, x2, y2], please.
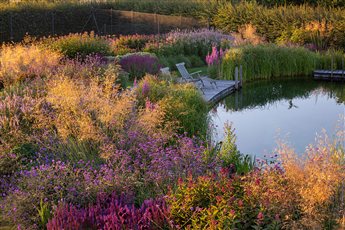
[235, 91, 239, 111]
[92, 9, 100, 34]
[341, 58, 345, 80]
[239, 87, 243, 108]
[131, 10, 134, 33]
[155, 13, 160, 35]
[51, 11, 55, 35]
[331, 55, 334, 79]
[235, 66, 239, 90]
[9, 13, 13, 41]
[239, 65, 243, 87]
[110, 8, 113, 34]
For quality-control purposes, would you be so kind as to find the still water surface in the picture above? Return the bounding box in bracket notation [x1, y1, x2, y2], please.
[210, 79, 345, 158]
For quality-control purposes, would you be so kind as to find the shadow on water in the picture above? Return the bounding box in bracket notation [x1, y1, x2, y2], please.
[218, 78, 345, 112]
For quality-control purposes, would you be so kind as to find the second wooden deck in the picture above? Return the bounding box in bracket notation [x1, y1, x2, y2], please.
[313, 70, 345, 81]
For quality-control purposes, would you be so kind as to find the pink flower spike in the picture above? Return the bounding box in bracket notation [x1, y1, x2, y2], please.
[257, 212, 264, 220]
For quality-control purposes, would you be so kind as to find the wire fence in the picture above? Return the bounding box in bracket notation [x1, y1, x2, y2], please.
[0, 8, 205, 42]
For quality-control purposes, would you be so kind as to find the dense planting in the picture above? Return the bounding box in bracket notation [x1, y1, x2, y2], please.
[37, 29, 233, 79]
[0, 24, 344, 229]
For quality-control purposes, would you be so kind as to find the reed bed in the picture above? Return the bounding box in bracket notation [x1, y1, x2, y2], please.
[221, 44, 345, 81]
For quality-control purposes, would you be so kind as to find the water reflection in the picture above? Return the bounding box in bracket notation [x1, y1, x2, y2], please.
[210, 78, 345, 158]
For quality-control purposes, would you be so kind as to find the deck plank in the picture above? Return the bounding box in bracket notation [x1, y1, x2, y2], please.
[313, 69, 345, 81]
[195, 77, 238, 103]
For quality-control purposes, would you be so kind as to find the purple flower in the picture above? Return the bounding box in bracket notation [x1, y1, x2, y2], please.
[119, 53, 161, 80]
[142, 80, 150, 96]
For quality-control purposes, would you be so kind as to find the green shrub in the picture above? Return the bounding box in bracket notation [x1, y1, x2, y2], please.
[188, 55, 205, 67]
[158, 55, 190, 70]
[207, 65, 219, 78]
[111, 35, 153, 55]
[158, 56, 170, 68]
[46, 32, 112, 58]
[219, 124, 254, 175]
[136, 76, 209, 137]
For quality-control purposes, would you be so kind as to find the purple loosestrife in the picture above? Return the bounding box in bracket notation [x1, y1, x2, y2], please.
[119, 53, 161, 80]
[206, 46, 226, 66]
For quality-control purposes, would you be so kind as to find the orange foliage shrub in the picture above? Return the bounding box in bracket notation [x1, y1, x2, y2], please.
[232, 24, 265, 46]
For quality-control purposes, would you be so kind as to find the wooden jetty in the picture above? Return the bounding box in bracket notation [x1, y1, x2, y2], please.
[199, 66, 243, 104]
[313, 70, 345, 81]
[199, 77, 237, 103]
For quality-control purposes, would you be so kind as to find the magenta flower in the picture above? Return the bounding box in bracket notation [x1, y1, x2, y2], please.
[206, 46, 226, 66]
[257, 212, 264, 220]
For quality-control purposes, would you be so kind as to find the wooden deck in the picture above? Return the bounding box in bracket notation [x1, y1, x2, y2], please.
[313, 70, 345, 81]
[197, 77, 238, 104]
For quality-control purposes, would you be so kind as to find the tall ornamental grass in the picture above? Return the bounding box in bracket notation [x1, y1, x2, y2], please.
[0, 44, 61, 86]
[221, 45, 345, 81]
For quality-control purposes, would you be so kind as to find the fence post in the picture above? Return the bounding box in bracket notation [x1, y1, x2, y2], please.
[92, 10, 100, 34]
[51, 11, 55, 35]
[131, 10, 134, 33]
[235, 90, 239, 111]
[341, 57, 345, 80]
[331, 54, 334, 79]
[239, 65, 243, 87]
[110, 8, 113, 34]
[10, 12, 13, 41]
[239, 87, 243, 108]
[156, 14, 160, 35]
[235, 66, 239, 90]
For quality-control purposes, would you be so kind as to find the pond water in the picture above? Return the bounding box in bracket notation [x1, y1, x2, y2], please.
[210, 78, 345, 158]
